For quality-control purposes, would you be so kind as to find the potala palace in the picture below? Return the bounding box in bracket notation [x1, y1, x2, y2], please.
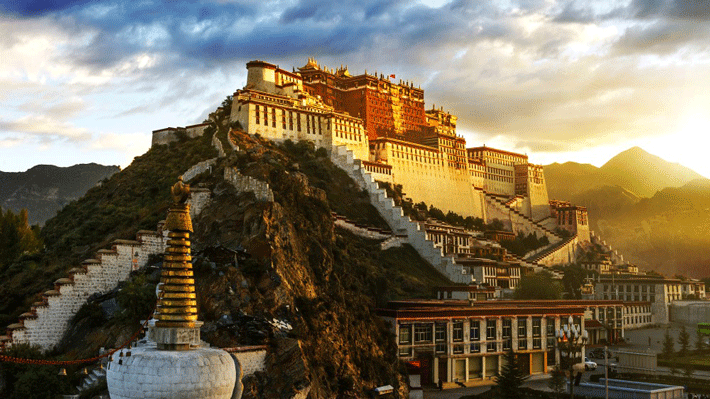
[3, 58, 707, 396]
[222, 59, 591, 260]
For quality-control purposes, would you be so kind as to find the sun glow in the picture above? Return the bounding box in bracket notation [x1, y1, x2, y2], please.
[640, 110, 710, 179]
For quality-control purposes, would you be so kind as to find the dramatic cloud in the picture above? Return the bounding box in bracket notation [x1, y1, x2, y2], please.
[1, 0, 709, 176]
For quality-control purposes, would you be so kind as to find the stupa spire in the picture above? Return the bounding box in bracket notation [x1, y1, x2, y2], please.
[151, 177, 202, 350]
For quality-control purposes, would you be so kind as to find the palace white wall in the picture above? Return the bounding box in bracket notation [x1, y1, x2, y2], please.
[373, 141, 486, 218]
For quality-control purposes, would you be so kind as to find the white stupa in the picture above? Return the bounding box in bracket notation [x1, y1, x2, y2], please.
[107, 178, 237, 399]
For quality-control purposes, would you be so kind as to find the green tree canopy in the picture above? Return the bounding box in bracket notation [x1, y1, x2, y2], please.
[514, 270, 563, 300]
[695, 329, 706, 353]
[678, 325, 690, 357]
[0, 208, 42, 268]
[562, 265, 587, 299]
[495, 349, 529, 399]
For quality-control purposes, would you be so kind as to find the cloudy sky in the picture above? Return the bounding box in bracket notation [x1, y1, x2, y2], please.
[1, 0, 709, 177]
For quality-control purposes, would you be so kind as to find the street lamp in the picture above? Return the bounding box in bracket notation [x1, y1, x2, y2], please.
[556, 315, 589, 399]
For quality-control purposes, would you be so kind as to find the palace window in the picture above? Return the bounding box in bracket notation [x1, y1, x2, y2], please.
[502, 319, 512, 339]
[271, 108, 276, 128]
[264, 105, 268, 126]
[289, 111, 293, 130]
[255, 105, 260, 124]
[399, 346, 412, 357]
[547, 318, 555, 336]
[470, 320, 480, 341]
[453, 321, 464, 342]
[487, 342, 497, 352]
[518, 318, 527, 338]
[414, 323, 432, 343]
[486, 319, 496, 340]
[533, 318, 541, 337]
[399, 325, 412, 344]
[470, 343, 480, 353]
[435, 324, 447, 343]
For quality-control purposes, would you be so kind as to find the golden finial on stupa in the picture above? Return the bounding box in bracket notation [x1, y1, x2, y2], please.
[171, 176, 191, 205]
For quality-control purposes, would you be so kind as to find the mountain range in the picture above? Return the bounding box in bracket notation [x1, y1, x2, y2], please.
[544, 147, 710, 278]
[545, 146, 704, 200]
[0, 163, 119, 225]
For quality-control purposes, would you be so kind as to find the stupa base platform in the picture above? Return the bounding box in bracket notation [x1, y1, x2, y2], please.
[106, 346, 237, 399]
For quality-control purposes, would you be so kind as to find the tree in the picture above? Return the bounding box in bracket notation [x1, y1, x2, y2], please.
[562, 265, 586, 299]
[116, 275, 157, 323]
[548, 365, 566, 398]
[221, 95, 233, 109]
[662, 328, 677, 374]
[495, 349, 528, 399]
[678, 325, 690, 357]
[515, 270, 563, 300]
[695, 330, 706, 353]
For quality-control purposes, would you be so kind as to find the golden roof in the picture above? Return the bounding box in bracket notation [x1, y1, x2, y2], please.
[304, 57, 319, 69]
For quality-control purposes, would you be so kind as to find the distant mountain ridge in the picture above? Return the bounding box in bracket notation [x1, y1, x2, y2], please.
[0, 163, 119, 224]
[544, 147, 710, 277]
[545, 146, 703, 200]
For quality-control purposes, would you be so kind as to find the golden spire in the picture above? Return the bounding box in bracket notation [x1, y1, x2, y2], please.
[155, 177, 198, 330]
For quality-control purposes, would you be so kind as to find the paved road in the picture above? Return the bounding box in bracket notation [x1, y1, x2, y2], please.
[422, 374, 554, 399]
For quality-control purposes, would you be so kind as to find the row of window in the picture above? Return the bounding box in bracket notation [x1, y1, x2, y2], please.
[401, 317, 561, 345]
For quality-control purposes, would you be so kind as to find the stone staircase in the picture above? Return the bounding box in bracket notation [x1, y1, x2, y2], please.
[480, 188, 562, 242]
[77, 367, 107, 393]
[524, 233, 578, 264]
[330, 145, 474, 284]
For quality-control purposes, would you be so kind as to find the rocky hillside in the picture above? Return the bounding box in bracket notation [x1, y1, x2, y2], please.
[2, 117, 452, 397]
[0, 163, 119, 225]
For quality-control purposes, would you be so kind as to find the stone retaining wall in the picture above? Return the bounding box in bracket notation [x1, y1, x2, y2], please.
[224, 167, 274, 202]
[1, 183, 212, 351]
[333, 214, 392, 240]
[224, 346, 267, 376]
[181, 159, 217, 182]
[3, 229, 166, 350]
[590, 231, 624, 264]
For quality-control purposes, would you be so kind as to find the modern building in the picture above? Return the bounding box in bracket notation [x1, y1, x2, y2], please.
[594, 276, 704, 324]
[378, 300, 587, 386]
[378, 298, 655, 387]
